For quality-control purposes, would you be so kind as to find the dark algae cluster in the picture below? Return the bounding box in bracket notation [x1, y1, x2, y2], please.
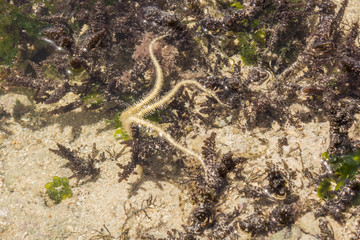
[1, 0, 360, 239]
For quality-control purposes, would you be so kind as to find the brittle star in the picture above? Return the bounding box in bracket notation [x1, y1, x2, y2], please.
[119, 34, 227, 174]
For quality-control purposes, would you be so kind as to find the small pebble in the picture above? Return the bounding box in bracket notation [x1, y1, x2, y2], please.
[14, 144, 22, 150]
[66, 225, 74, 233]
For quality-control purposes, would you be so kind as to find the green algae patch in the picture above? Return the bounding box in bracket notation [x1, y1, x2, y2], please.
[45, 176, 72, 204]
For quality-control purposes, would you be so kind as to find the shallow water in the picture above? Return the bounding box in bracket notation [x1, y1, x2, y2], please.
[0, 0, 360, 239]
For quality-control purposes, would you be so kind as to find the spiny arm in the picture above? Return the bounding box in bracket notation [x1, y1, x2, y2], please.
[130, 34, 169, 111]
[136, 79, 228, 117]
[129, 116, 207, 173]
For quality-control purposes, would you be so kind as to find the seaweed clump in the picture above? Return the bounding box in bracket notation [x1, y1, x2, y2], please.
[184, 132, 246, 239]
[0, 1, 47, 66]
[238, 164, 300, 237]
[116, 127, 176, 183]
[45, 176, 72, 204]
[49, 143, 105, 183]
[316, 150, 360, 221]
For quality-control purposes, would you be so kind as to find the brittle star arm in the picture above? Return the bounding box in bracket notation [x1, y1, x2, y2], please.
[129, 34, 169, 112]
[129, 116, 207, 171]
[135, 79, 228, 118]
[119, 35, 168, 137]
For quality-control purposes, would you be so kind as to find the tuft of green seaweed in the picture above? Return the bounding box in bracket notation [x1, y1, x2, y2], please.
[318, 150, 360, 200]
[229, 1, 243, 10]
[45, 176, 72, 204]
[317, 178, 334, 200]
[0, 1, 47, 66]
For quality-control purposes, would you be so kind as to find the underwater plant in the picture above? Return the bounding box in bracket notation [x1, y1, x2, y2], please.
[318, 150, 360, 199]
[45, 176, 72, 204]
[316, 150, 360, 221]
[49, 143, 103, 183]
[0, 1, 46, 66]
